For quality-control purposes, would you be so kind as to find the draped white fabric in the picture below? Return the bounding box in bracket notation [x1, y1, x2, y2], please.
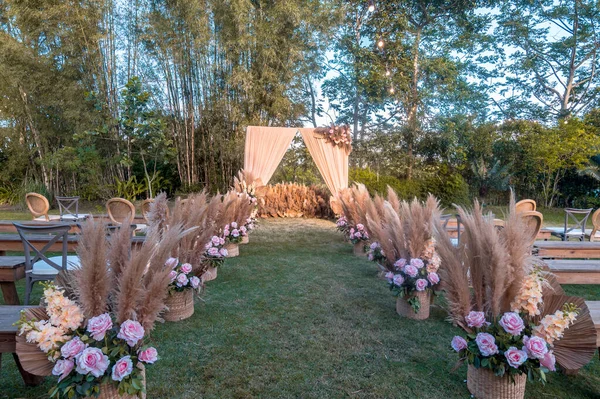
[243, 126, 298, 186]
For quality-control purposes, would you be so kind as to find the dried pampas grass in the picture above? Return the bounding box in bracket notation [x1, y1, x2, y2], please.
[258, 183, 334, 219]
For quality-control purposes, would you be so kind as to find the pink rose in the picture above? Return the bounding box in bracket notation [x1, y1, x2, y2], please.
[219, 237, 225, 245]
[415, 278, 429, 291]
[207, 247, 220, 257]
[111, 355, 133, 381]
[61, 336, 86, 359]
[165, 257, 178, 269]
[356, 224, 364, 231]
[392, 274, 405, 286]
[349, 227, 355, 234]
[451, 336, 467, 352]
[475, 333, 498, 356]
[86, 313, 113, 341]
[211, 236, 221, 245]
[190, 276, 201, 289]
[219, 248, 228, 257]
[394, 258, 406, 270]
[427, 272, 440, 285]
[232, 229, 240, 237]
[540, 351, 556, 371]
[240, 226, 247, 234]
[505, 347, 528, 368]
[370, 242, 379, 250]
[410, 258, 424, 269]
[403, 265, 418, 278]
[176, 273, 189, 287]
[52, 358, 74, 382]
[465, 311, 488, 328]
[75, 347, 109, 377]
[169, 270, 177, 282]
[117, 320, 145, 347]
[524, 336, 548, 359]
[385, 271, 394, 280]
[499, 312, 525, 336]
[231, 222, 238, 229]
[181, 263, 193, 274]
[138, 347, 158, 364]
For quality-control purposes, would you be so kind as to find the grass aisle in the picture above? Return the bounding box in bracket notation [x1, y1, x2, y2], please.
[2, 219, 600, 398]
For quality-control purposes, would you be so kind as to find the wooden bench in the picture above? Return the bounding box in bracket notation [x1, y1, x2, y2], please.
[534, 241, 600, 259]
[543, 260, 600, 284]
[586, 301, 600, 349]
[0, 234, 146, 255]
[0, 306, 44, 385]
[0, 256, 25, 305]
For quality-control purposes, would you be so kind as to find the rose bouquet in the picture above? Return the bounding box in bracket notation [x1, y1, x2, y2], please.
[166, 258, 201, 293]
[222, 222, 246, 244]
[386, 255, 440, 315]
[204, 235, 228, 266]
[451, 305, 578, 384]
[17, 284, 157, 398]
[366, 242, 386, 265]
[163, 258, 202, 322]
[336, 216, 349, 236]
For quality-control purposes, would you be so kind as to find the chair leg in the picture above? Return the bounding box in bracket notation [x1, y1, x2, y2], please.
[24, 277, 33, 306]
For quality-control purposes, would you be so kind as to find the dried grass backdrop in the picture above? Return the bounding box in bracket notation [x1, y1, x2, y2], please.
[257, 183, 334, 219]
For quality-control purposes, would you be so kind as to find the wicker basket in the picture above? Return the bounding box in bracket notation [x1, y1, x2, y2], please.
[353, 242, 366, 257]
[396, 291, 430, 320]
[467, 365, 526, 399]
[241, 235, 249, 244]
[202, 266, 218, 282]
[86, 365, 146, 399]
[163, 289, 194, 322]
[225, 242, 239, 257]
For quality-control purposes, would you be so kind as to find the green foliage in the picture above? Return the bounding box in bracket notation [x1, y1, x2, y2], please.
[422, 165, 470, 207]
[349, 168, 421, 199]
[114, 176, 147, 202]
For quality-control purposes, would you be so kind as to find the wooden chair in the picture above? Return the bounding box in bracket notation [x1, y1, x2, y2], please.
[25, 193, 50, 221]
[106, 198, 136, 225]
[141, 199, 154, 223]
[515, 199, 536, 213]
[589, 209, 600, 242]
[551, 208, 593, 241]
[519, 211, 543, 247]
[13, 223, 80, 305]
[56, 196, 83, 221]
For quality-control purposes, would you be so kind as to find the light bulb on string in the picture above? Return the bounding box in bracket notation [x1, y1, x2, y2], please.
[389, 86, 395, 94]
[368, 0, 375, 12]
[377, 39, 384, 48]
[385, 70, 390, 77]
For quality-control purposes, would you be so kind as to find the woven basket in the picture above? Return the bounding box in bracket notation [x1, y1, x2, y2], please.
[163, 289, 194, 322]
[467, 365, 526, 399]
[353, 242, 366, 257]
[241, 235, 249, 244]
[86, 365, 146, 399]
[201, 266, 218, 282]
[396, 291, 430, 320]
[225, 242, 239, 257]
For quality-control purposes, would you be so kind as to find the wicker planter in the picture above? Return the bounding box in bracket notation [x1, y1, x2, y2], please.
[467, 365, 526, 399]
[241, 235, 249, 244]
[353, 242, 366, 257]
[86, 365, 146, 399]
[163, 289, 194, 322]
[202, 266, 218, 282]
[225, 242, 239, 257]
[396, 291, 430, 320]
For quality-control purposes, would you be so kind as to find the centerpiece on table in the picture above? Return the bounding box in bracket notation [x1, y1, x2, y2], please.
[15, 219, 187, 399]
[163, 258, 202, 322]
[366, 194, 442, 320]
[435, 196, 596, 399]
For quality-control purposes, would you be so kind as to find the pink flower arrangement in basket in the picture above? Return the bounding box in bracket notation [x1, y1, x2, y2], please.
[204, 235, 228, 267]
[165, 257, 202, 293]
[348, 223, 369, 244]
[386, 256, 440, 313]
[222, 222, 247, 244]
[17, 284, 156, 398]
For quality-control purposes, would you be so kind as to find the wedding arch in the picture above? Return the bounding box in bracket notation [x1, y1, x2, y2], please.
[243, 126, 351, 202]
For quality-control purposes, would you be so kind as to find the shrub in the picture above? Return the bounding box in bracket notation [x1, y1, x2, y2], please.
[422, 165, 470, 206]
[349, 168, 421, 199]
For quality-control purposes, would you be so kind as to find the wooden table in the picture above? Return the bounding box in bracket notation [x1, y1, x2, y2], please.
[543, 260, 600, 284]
[586, 301, 600, 348]
[537, 228, 552, 240]
[0, 306, 44, 385]
[0, 216, 147, 234]
[534, 241, 600, 259]
[0, 234, 146, 255]
[0, 257, 25, 305]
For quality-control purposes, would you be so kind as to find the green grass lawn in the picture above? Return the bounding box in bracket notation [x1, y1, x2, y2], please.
[1, 219, 600, 398]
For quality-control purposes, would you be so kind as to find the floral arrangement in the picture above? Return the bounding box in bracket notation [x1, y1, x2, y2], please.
[315, 124, 352, 151]
[366, 242, 386, 264]
[336, 216, 349, 236]
[166, 258, 201, 292]
[451, 303, 578, 382]
[386, 255, 441, 313]
[245, 217, 257, 233]
[222, 222, 247, 244]
[17, 284, 157, 398]
[348, 223, 369, 244]
[204, 235, 228, 267]
[233, 170, 258, 205]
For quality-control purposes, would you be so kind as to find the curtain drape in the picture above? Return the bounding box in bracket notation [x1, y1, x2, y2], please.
[298, 128, 349, 196]
[243, 126, 298, 186]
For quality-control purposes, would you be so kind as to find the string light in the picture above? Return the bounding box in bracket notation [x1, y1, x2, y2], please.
[389, 86, 395, 94]
[368, 0, 375, 12]
[377, 39, 384, 48]
[385, 70, 390, 76]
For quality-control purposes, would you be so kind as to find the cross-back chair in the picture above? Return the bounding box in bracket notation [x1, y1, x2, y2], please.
[56, 196, 81, 221]
[13, 223, 80, 304]
[555, 208, 593, 241]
